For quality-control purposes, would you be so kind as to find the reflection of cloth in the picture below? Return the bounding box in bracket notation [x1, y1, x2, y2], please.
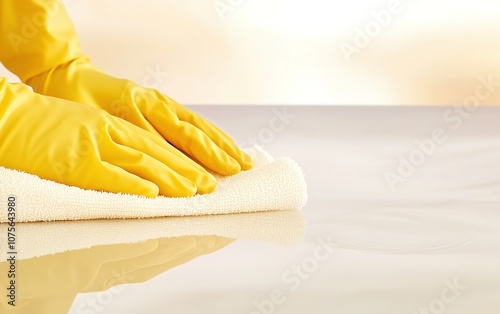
[0, 235, 234, 314]
[0, 209, 305, 261]
[0, 146, 307, 222]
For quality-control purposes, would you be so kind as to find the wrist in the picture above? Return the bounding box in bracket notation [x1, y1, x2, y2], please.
[26, 57, 131, 110]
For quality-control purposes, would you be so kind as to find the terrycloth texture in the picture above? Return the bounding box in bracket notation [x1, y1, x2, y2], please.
[0, 146, 307, 222]
[0, 209, 305, 261]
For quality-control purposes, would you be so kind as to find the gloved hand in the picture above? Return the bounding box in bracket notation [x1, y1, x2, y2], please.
[29, 61, 254, 176]
[0, 78, 216, 197]
[0, 0, 253, 176]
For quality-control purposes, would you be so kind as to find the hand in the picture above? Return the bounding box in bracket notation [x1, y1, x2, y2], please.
[0, 0, 252, 177]
[28, 60, 253, 176]
[0, 78, 216, 197]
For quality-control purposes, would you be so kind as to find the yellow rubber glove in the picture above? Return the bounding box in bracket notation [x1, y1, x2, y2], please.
[0, 78, 216, 197]
[0, 0, 253, 176]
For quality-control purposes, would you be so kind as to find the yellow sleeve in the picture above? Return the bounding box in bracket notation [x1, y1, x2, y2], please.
[0, 0, 87, 82]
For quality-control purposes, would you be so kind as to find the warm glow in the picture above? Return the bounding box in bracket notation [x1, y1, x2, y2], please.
[1, 0, 499, 105]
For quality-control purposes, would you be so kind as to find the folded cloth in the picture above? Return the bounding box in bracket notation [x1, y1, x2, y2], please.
[0, 209, 305, 261]
[0, 146, 307, 222]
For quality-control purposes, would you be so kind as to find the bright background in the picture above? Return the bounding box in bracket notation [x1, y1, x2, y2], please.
[1, 0, 500, 105]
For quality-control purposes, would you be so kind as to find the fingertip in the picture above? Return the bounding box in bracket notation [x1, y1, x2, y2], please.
[221, 158, 241, 176]
[196, 172, 217, 194]
[239, 151, 253, 170]
[158, 178, 197, 197]
[127, 180, 159, 198]
[139, 187, 160, 198]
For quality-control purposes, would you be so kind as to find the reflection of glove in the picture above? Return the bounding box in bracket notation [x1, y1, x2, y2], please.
[0, 78, 216, 197]
[0, 0, 253, 176]
[0, 235, 233, 313]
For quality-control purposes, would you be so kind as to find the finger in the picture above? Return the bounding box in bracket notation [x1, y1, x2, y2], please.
[142, 102, 242, 175]
[187, 117, 253, 170]
[109, 120, 217, 194]
[100, 141, 198, 197]
[159, 94, 253, 170]
[92, 161, 160, 198]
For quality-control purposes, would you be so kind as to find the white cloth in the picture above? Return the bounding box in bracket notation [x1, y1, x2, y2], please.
[0, 146, 307, 222]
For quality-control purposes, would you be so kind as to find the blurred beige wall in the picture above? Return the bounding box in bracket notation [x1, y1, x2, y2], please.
[1, 0, 499, 105]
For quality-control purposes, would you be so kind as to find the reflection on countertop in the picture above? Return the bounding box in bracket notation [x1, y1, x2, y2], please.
[1, 235, 233, 313]
[0, 210, 305, 313]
